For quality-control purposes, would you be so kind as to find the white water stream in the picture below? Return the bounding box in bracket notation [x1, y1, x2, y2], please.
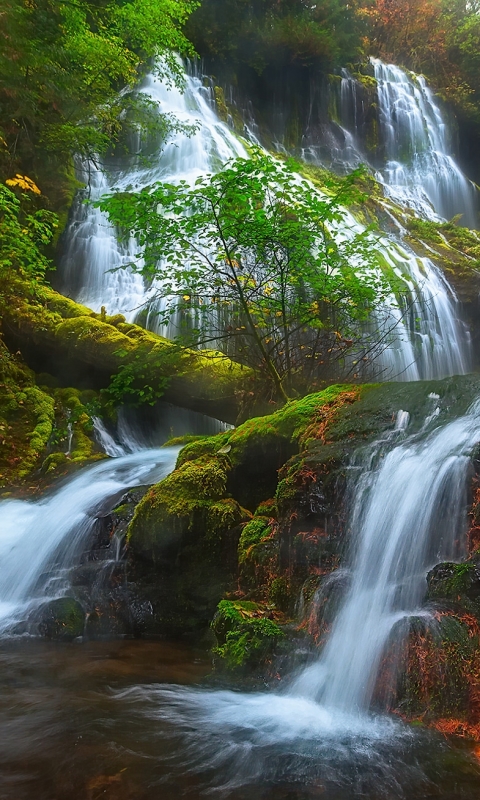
[372, 59, 478, 227]
[0, 448, 178, 633]
[109, 397, 480, 794]
[60, 65, 247, 316]
[292, 401, 480, 710]
[59, 59, 472, 383]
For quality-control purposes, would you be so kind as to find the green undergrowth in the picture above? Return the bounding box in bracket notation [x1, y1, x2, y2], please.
[0, 341, 56, 486]
[0, 338, 103, 489]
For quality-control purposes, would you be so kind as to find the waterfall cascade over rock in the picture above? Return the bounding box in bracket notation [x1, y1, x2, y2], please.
[371, 59, 478, 228]
[0, 448, 178, 634]
[59, 65, 247, 318]
[59, 59, 473, 383]
[292, 400, 480, 711]
[2, 53, 480, 798]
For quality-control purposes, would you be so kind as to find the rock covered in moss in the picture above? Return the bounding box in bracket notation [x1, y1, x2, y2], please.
[212, 599, 285, 672]
[427, 559, 480, 612]
[0, 340, 55, 486]
[37, 597, 85, 640]
[1, 274, 256, 424]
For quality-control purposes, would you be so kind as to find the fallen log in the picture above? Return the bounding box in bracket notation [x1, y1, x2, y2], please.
[1, 277, 257, 424]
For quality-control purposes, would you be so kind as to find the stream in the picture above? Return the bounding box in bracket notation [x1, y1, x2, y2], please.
[0, 638, 479, 799]
[1, 58, 480, 799]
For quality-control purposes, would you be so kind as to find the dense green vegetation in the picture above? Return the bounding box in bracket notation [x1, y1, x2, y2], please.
[186, 0, 365, 72]
[98, 151, 393, 400]
[0, 0, 198, 206]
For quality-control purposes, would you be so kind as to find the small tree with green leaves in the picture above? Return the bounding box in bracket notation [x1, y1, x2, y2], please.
[99, 152, 393, 400]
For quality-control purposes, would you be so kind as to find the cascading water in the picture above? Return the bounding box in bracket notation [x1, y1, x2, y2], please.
[59, 64, 247, 318]
[292, 401, 480, 711]
[0, 447, 178, 634]
[58, 59, 472, 383]
[372, 59, 478, 228]
[111, 398, 480, 795]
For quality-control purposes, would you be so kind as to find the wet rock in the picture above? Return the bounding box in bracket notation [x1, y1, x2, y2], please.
[427, 558, 480, 610]
[37, 597, 85, 640]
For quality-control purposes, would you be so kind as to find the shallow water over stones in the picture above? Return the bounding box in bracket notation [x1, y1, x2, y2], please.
[0, 638, 479, 800]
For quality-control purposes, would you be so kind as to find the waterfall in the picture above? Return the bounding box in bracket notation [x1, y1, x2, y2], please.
[111, 400, 480, 795]
[0, 448, 178, 633]
[59, 64, 247, 318]
[58, 59, 471, 382]
[371, 59, 478, 228]
[292, 401, 480, 710]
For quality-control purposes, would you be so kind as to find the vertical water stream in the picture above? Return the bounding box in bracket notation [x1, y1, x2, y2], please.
[58, 59, 473, 383]
[292, 401, 480, 711]
[372, 59, 478, 227]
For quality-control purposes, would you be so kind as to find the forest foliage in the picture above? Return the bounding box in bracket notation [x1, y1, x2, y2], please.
[2, 0, 480, 208]
[98, 152, 392, 399]
[0, 0, 198, 198]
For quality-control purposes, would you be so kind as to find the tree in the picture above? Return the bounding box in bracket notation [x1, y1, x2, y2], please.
[0, 0, 199, 197]
[186, 0, 365, 73]
[98, 152, 393, 400]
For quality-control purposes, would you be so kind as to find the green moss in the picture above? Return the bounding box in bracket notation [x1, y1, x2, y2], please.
[38, 597, 85, 640]
[212, 599, 285, 671]
[213, 86, 229, 122]
[238, 517, 271, 564]
[1, 273, 255, 424]
[351, 71, 378, 91]
[0, 341, 58, 485]
[407, 217, 444, 244]
[255, 498, 277, 517]
[127, 450, 246, 559]
[268, 576, 292, 610]
[175, 433, 229, 467]
[207, 498, 245, 538]
[227, 384, 354, 460]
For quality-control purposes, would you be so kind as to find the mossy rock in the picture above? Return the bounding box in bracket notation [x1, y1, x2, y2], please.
[392, 613, 478, 718]
[427, 559, 480, 613]
[0, 274, 256, 424]
[127, 451, 246, 562]
[0, 340, 56, 487]
[37, 597, 85, 640]
[212, 599, 285, 672]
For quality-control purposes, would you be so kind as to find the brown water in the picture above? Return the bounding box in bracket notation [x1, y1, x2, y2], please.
[0, 639, 479, 800]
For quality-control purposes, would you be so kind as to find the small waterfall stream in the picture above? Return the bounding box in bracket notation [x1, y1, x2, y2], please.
[108, 397, 480, 796]
[292, 400, 480, 711]
[59, 65, 247, 317]
[0, 448, 178, 634]
[372, 59, 478, 227]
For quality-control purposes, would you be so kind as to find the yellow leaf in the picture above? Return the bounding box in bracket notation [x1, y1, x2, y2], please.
[6, 174, 41, 194]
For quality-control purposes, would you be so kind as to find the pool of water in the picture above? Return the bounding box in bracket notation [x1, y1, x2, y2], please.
[0, 639, 479, 800]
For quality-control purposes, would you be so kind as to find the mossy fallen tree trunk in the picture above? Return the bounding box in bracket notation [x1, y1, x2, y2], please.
[0, 277, 256, 424]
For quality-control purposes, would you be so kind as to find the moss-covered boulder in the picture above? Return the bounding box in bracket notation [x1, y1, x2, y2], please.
[37, 597, 85, 640]
[212, 599, 285, 673]
[0, 275, 256, 424]
[0, 337, 103, 490]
